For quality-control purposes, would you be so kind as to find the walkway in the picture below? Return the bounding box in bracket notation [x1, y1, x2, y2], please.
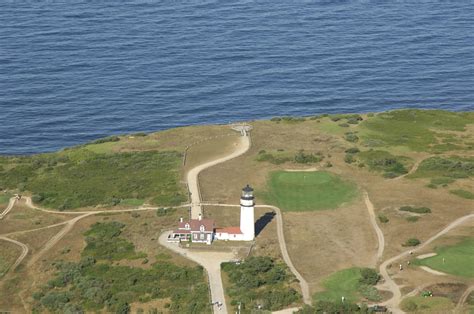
[187, 132, 251, 219]
[159, 232, 235, 314]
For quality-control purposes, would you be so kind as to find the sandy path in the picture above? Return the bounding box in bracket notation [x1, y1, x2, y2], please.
[456, 285, 474, 312]
[0, 197, 17, 219]
[378, 213, 474, 313]
[187, 134, 251, 219]
[202, 203, 312, 306]
[363, 191, 385, 264]
[0, 236, 28, 271]
[416, 252, 437, 259]
[419, 266, 447, 276]
[159, 232, 235, 314]
[27, 213, 95, 267]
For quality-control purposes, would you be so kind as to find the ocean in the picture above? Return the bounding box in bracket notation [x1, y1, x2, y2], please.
[0, 1, 473, 155]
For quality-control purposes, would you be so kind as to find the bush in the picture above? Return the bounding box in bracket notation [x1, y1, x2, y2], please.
[31, 194, 44, 203]
[294, 150, 322, 164]
[339, 123, 349, 127]
[270, 117, 282, 122]
[378, 214, 389, 223]
[345, 132, 359, 143]
[344, 154, 355, 164]
[90, 136, 120, 145]
[345, 147, 360, 154]
[406, 216, 420, 223]
[403, 238, 421, 247]
[399, 206, 431, 214]
[359, 268, 380, 285]
[347, 117, 360, 124]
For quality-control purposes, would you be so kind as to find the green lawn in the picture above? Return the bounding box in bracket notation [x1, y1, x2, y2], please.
[313, 267, 381, 304]
[414, 238, 474, 278]
[262, 171, 358, 211]
[314, 268, 362, 303]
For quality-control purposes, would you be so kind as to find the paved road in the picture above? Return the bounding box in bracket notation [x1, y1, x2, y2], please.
[159, 232, 235, 314]
[0, 197, 16, 219]
[187, 133, 251, 219]
[378, 213, 474, 313]
[202, 203, 312, 306]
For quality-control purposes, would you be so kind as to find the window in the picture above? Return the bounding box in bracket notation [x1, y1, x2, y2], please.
[185, 223, 190, 230]
[200, 225, 205, 232]
[200, 233, 205, 240]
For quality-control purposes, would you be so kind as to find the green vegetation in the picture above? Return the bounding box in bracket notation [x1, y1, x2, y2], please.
[401, 296, 454, 313]
[0, 193, 11, 204]
[429, 177, 455, 187]
[344, 132, 359, 143]
[359, 109, 473, 151]
[358, 150, 412, 178]
[399, 206, 431, 214]
[296, 302, 370, 313]
[314, 267, 381, 304]
[378, 214, 389, 223]
[222, 256, 300, 313]
[0, 150, 186, 210]
[410, 156, 474, 180]
[450, 189, 474, 200]
[256, 150, 322, 165]
[33, 222, 210, 313]
[406, 216, 420, 223]
[403, 238, 421, 247]
[82, 222, 146, 261]
[270, 116, 306, 123]
[414, 238, 474, 277]
[263, 171, 358, 211]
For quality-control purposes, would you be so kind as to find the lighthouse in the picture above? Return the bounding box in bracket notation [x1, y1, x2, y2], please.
[240, 184, 255, 241]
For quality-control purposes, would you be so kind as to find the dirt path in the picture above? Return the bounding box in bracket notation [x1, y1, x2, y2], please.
[0, 197, 17, 219]
[187, 133, 251, 219]
[393, 158, 422, 180]
[378, 213, 474, 313]
[0, 235, 28, 271]
[363, 191, 385, 264]
[27, 213, 95, 267]
[456, 285, 474, 312]
[159, 232, 235, 314]
[202, 203, 312, 306]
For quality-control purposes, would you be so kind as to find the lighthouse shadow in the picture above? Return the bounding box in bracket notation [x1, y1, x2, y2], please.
[255, 211, 276, 237]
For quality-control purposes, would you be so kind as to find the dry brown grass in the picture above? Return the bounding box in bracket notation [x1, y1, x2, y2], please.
[0, 203, 70, 234]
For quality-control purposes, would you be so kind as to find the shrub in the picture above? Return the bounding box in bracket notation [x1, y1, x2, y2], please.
[399, 206, 431, 214]
[345, 132, 359, 143]
[406, 216, 420, 223]
[325, 161, 333, 168]
[403, 238, 421, 247]
[347, 117, 360, 124]
[90, 136, 120, 145]
[450, 189, 474, 199]
[378, 214, 389, 223]
[131, 132, 147, 137]
[345, 147, 360, 154]
[31, 194, 44, 203]
[270, 117, 282, 122]
[294, 150, 322, 164]
[344, 154, 355, 164]
[339, 123, 349, 127]
[359, 268, 380, 285]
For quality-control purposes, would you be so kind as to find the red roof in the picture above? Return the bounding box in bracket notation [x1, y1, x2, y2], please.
[178, 218, 214, 232]
[215, 226, 243, 234]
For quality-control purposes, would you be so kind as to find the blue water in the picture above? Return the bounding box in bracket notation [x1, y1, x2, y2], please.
[0, 1, 473, 155]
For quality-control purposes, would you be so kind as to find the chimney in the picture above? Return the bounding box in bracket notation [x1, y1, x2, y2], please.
[198, 213, 202, 221]
[179, 217, 183, 223]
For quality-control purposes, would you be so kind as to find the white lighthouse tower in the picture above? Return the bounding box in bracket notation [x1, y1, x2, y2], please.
[240, 185, 255, 241]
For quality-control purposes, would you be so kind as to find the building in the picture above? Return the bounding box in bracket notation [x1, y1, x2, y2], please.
[168, 185, 256, 245]
[168, 214, 214, 245]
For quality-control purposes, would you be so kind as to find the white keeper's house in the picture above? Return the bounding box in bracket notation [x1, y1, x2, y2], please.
[168, 185, 256, 245]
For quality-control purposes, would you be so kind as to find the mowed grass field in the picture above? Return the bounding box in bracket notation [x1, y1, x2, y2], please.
[313, 268, 363, 303]
[414, 238, 474, 278]
[262, 171, 358, 211]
